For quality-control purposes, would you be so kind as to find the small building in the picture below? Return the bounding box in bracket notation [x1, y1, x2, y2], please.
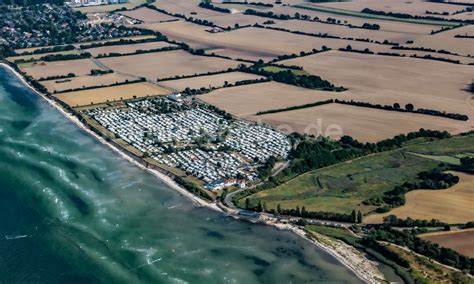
[206, 178, 225, 191]
[168, 93, 182, 102]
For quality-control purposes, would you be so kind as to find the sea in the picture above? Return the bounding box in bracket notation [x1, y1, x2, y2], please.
[0, 66, 398, 283]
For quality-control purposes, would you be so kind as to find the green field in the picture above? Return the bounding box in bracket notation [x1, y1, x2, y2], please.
[240, 134, 474, 214]
[292, 4, 457, 26]
[306, 225, 359, 244]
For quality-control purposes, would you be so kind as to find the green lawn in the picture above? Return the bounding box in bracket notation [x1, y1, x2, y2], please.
[405, 135, 474, 155]
[240, 134, 474, 214]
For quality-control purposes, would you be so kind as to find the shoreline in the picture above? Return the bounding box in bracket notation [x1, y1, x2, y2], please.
[1, 62, 384, 284]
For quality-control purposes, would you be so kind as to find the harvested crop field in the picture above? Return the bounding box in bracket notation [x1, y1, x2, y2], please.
[274, 19, 473, 56]
[273, 19, 418, 44]
[97, 50, 240, 80]
[250, 103, 471, 142]
[143, 22, 392, 61]
[280, 51, 474, 116]
[138, 21, 212, 50]
[316, 0, 469, 17]
[202, 14, 268, 29]
[158, 72, 264, 91]
[119, 7, 178, 23]
[268, 6, 445, 34]
[364, 172, 474, 224]
[271, 19, 473, 56]
[200, 82, 340, 117]
[151, 0, 223, 18]
[446, 10, 474, 21]
[55, 82, 170, 107]
[42, 73, 136, 93]
[292, 3, 456, 26]
[409, 33, 474, 56]
[421, 229, 474, 258]
[85, 41, 176, 57]
[431, 24, 474, 38]
[21, 59, 102, 79]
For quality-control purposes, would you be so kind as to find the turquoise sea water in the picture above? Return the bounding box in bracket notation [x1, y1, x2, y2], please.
[0, 66, 376, 283]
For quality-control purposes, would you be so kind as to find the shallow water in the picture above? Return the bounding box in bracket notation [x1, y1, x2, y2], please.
[0, 66, 370, 283]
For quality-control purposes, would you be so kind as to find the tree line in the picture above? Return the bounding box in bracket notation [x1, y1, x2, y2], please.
[79, 36, 167, 50]
[367, 226, 474, 274]
[335, 99, 469, 121]
[198, 2, 231, 13]
[245, 200, 364, 223]
[256, 99, 334, 115]
[15, 44, 75, 56]
[145, 4, 216, 28]
[94, 46, 181, 58]
[246, 8, 383, 31]
[182, 77, 270, 96]
[410, 54, 462, 64]
[221, 1, 273, 7]
[382, 215, 449, 227]
[53, 77, 146, 94]
[38, 72, 76, 82]
[269, 47, 330, 63]
[14, 52, 92, 64]
[238, 64, 345, 91]
[361, 8, 474, 24]
[156, 67, 237, 82]
[383, 169, 459, 206]
[392, 45, 461, 56]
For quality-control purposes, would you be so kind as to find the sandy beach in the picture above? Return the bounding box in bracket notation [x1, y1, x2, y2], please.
[1, 62, 384, 284]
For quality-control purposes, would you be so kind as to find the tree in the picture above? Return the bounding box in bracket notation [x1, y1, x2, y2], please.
[277, 203, 281, 214]
[301, 206, 307, 217]
[405, 103, 414, 111]
[245, 198, 250, 210]
[351, 209, 357, 222]
[460, 157, 474, 169]
[393, 103, 400, 109]
[257, 200, 263, 212]
[296, 218, 307, 226]
[357, 211, 363, 223]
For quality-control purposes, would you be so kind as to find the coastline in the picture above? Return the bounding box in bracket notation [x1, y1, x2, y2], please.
[1, 62, 384, 284]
